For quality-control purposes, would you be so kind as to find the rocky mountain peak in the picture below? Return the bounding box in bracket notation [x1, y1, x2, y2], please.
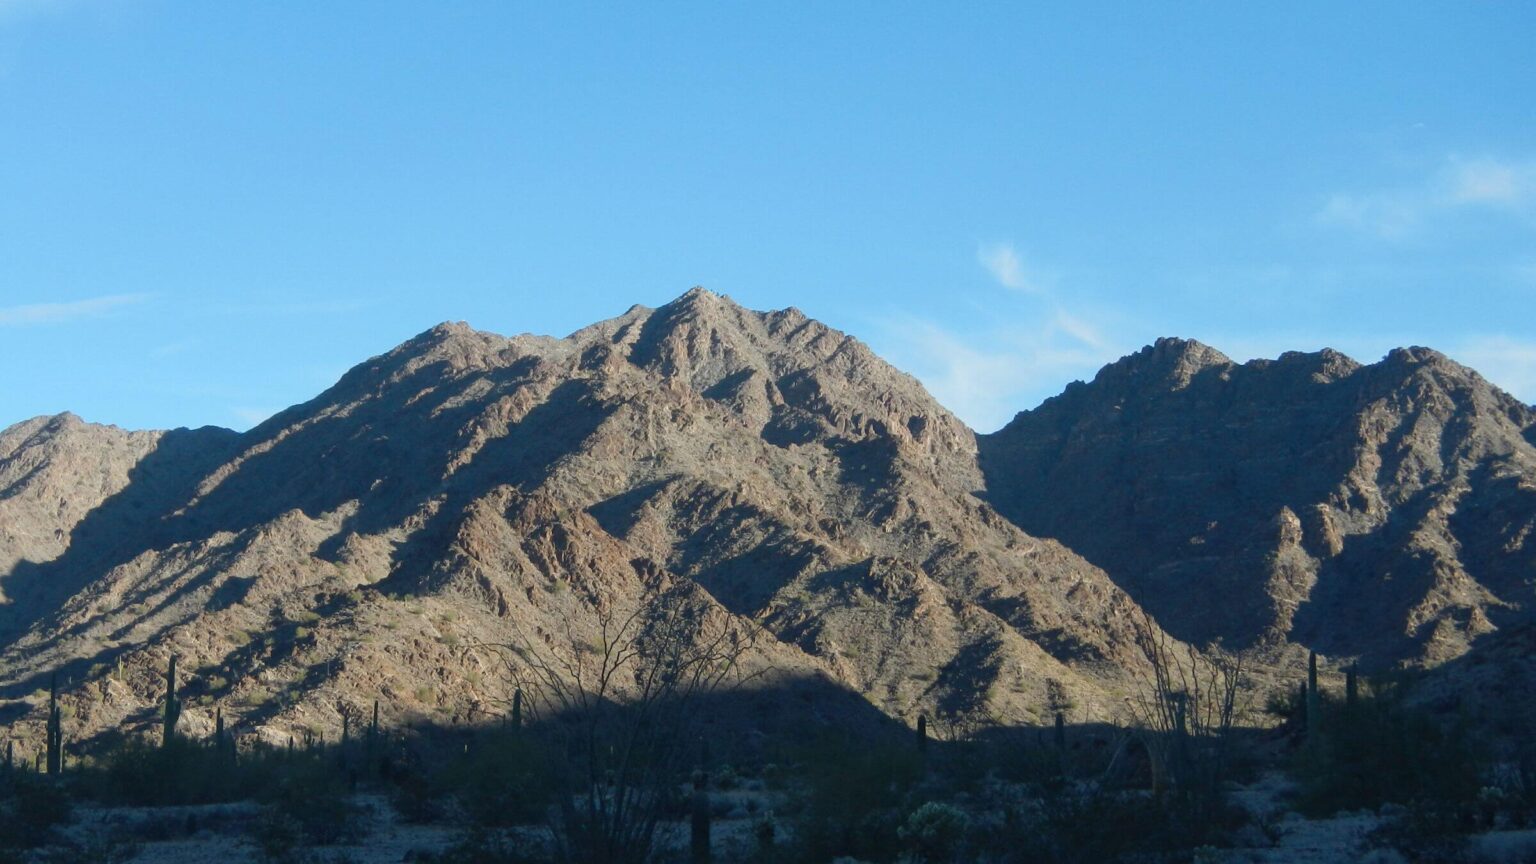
[982, 338, 1536, 665]
[1094, 336, 1233, 393]
[2, 298, 1531, 751]
[0, 291, 1157, 748]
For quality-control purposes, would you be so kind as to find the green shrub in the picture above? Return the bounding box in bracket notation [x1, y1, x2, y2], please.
[264, 760, 368, 846]
[898, 801, 969, 863]
[785, 733, 921, 863]
[0, 771, 72, 848]
[88, 735, 250, 806]
[1292, 685, 1481, 816]
[438, 731, 556, 827]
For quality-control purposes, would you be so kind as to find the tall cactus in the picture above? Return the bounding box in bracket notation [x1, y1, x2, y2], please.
[162, 654, 181, 748]
[214, 708, 235, 765]
[5, 739, 12, 771]
[690, 765, 711, 864]
[1305, 650, 1321, 744]
[511, 688, 523, 732]
[45, 673, 62, 775]
[367, 700, 379, 767]
[916, 714, 928, 758]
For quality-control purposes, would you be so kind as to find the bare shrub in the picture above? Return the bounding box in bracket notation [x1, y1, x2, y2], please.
[1123, 611, 1250, 802]
[467, 585, 760, 864]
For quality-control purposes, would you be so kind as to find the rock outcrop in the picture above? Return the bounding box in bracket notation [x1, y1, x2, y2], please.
[980, 337, 1536, 668]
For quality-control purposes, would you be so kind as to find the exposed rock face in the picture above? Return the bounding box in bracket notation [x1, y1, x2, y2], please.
[8, 305, 1531, 749]
[0, 415, 237, 613]
[980, 337, 1536, 668]
[0, 289, 1151, 747]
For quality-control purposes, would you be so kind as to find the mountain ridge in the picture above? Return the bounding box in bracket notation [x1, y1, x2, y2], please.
[981, 333, 1536, 667]
[0, 289, 1159, 749]
[1, 291, 1531, 749]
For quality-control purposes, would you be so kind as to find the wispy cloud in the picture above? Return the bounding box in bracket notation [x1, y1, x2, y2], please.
[871, 245, 1127, 430]
[877, 314, 1117, 432]
[0, 293, 152, 326]
[1317, 154, 1536, 238]
[1316, 193, 1424, 239]
[1450, 157, 1535, 205]
[977, 242, 1042, 294]
[230, 407, 276, 429]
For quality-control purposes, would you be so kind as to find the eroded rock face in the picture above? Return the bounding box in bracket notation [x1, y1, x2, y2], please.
[0, 289, 1151, 746]
[981, 337, 1536, 668]
[8, 305, 1531, 748]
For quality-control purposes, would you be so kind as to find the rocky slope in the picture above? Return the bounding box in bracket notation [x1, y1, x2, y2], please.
[0, 289, 1153, 752]
[980, 338, 1536, 669]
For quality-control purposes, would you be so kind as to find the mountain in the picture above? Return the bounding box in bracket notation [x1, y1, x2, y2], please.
[0, 289, 1153, 748]
[980, 337, 1536, 668]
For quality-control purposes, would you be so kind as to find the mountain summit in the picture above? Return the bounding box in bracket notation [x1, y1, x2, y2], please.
[980, 338, 1536, 666]
[0, 290, 1151, 745]
[3, 296, 1533, 747]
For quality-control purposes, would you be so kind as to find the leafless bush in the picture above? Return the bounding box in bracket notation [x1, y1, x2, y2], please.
[467, 585, 760, 864]
[1123, 610, 1250, 800]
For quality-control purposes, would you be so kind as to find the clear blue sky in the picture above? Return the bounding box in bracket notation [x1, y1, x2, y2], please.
[2, 2, 1532, 433]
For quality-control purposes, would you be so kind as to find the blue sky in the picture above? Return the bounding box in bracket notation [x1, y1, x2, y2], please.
[2, 2, 1532, 433]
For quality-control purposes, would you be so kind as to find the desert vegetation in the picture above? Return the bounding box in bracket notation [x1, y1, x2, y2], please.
[6, 624, 1536, 864]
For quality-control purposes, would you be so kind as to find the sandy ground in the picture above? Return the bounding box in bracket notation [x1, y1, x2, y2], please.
[69, 796, 461, 864]
[1215, 772, 1386, 864]
[64, 792, 774, 864]
[48, 776, 1536, 863]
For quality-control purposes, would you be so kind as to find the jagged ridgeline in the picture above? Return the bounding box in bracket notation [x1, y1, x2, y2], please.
[0, 288, 1152, 748]
[0, 289, 1533, 751]
[980, 337, 1536, 668]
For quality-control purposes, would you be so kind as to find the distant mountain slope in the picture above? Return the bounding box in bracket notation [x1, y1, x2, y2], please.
[0, 289, 1152, 747]
[0, 414, 237, 617]
[980, 337, 1536, 668]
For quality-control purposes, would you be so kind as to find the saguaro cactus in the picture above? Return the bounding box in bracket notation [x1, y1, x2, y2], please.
[214, 708, 235, 765]
[690, 766, 711, 864]
[916, 714, 928, 757]
[162, 654, 181, 748]
[511, 688, 523, 732]
[45, 673, 62, 775]
[1305, 650, 1321, 744]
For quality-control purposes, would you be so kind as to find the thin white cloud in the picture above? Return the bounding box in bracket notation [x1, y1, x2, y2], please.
[977, 243, 1041, 294]
[1316, 192, 1423, 239]
[878, 242, 1130, 430]
[875, 306, 1124, 432]
[1318, 154, 1536, 238]
[230, 407, 276, 429]
[1449, 157, 1535, 205]
[1051, 307, 1111, 351]
[0, 293, 152, 326]
[865, 239, 1130, 429]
